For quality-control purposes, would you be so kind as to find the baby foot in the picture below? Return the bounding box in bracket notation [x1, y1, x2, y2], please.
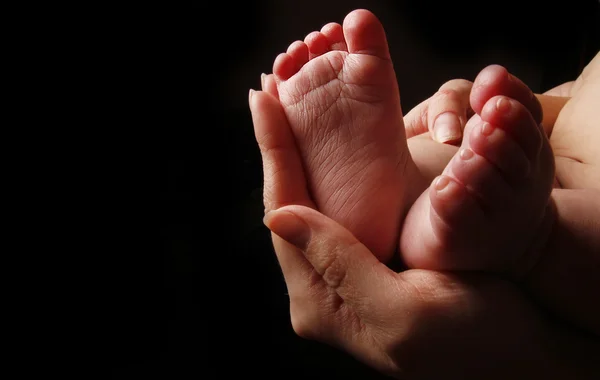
[400, 65, 555, 276]
[272, 9, 425, 262]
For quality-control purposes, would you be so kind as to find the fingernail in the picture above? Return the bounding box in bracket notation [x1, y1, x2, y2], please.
[260, 73, 266, 90]
[433, 112, 462, 143]
[249, 88, 255, 102]
[263, 210, 311, 251]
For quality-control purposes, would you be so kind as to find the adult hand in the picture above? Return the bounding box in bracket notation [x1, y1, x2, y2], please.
[404, 79, 473, 143]
[249, 77, 599, 379]
[403, 68, 571, 145]
[262, 204, 600, 379]
[402, 78, 474, 184]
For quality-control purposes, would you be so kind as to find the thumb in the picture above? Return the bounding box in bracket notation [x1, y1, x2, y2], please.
[263, 205, 394, 306]
[404, 97, 430, 139]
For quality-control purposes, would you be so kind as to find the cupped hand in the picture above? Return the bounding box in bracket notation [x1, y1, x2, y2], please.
[262, 203, 598, 379]
[249, 77, 599, 379]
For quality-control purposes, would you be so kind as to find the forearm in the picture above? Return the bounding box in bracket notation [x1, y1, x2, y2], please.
[525, 188, 600, 337]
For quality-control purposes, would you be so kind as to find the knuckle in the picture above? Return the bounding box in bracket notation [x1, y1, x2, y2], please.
[321, 240, 358, 289]
[439, 78, 472, 91]
[434, 88, 462, 104]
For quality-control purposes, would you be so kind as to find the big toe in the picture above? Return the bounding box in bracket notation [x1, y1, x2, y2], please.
[470, 64, 542, 124]
[342, 9, 390, 59]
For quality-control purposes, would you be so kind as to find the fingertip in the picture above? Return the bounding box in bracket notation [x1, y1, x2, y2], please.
[260, 73, 266, 89]
[264, 209, 312, 251]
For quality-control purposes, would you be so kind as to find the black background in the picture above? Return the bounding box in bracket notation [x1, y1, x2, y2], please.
[114, 1, 598, 379]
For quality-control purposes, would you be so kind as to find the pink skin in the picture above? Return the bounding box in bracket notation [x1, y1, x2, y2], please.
[269, 6, 556, 277]
[272, 9, 424, 263]
[400, 65, 556, 276]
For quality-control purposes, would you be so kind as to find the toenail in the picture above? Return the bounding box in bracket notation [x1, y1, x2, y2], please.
[459, 148, 474, 160]
[481, 122, 494, 136]
[434, 176, 450, 191]
[496, 97, 511, 113]
[433, 112, 462, 143]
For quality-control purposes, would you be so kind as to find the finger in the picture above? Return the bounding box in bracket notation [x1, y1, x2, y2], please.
[263, 204, 472, 367]
[404, 96, 430, 139]
[270, 233, 326, 337]
[250, 88, 328, 339]
[248, 89, 314, 212]
[263, 205, 395, 309]
[263, 205, 400, 356]
[404, 79, 473, 142]
[427, 79, 473, 144]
